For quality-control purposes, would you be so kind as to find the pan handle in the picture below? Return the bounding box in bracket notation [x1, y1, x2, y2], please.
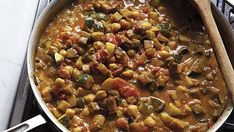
[3, 115, 46, 132]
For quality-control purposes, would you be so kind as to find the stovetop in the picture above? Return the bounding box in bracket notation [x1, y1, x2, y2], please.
[7, 0, 234, 131]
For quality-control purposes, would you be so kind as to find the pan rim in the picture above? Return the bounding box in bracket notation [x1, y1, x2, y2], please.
[27, 0, 69, 131]
[26, 0, 233, 131]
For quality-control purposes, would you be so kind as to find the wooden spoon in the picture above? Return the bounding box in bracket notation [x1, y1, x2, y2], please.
[189, 0, 234, 103]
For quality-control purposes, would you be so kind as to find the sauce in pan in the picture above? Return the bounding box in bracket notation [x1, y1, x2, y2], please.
[34, 0, 229, 131]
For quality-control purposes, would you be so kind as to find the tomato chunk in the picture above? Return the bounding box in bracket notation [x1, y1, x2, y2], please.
[113, 78, 139, 98]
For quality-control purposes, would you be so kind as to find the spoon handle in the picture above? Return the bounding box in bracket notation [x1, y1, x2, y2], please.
[192, 0, 234, 103]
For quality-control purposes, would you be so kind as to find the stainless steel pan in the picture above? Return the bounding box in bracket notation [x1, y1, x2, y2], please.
[4, 0, 234, 131]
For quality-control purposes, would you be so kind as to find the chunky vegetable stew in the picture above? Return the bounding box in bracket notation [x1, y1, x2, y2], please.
[34, 0, 230, 131]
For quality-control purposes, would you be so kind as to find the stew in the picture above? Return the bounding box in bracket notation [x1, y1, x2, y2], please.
[34, 0, 230, 131]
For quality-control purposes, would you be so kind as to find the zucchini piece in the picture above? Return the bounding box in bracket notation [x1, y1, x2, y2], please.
[91, 32, 104, 41]
[150, 97, 165, 112]
[87, 102, 100, 113]
[67, 48, 78, 58]
[58, 114, 70, 127]
[139, 103, 153, 115]
[160, 112, 189, 129]
[54, 52, 64, 64]
[105, 42, 116, 56]
[167, 103, 182, 117]
[94, 22, 104, 31]
[110, 12, 122, 22]
[96, 13, 108, 20]
[85, 17, 94, 29]
[91, 114, 106, 131]
[191, 104, 204, 115]
[159, 23, 171, 35]
[77, 97, 85, 108]
[76, 73, 88, 85]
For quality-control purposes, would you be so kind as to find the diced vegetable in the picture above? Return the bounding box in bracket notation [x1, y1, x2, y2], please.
[77, 97, 85, 108]
[120, 19, 131, 29]
[87, 102, 100, 113]
[137, 72, 152, 85]
[82, 64, 90, 73]
[67, 48, 78, 58]
[65, 108, 76, 117]
[94, 21, 104, 31]
[80, 107, 90, 117]
[127, 105, 139, 118]
[168, 41, 177, 50]
[127, 50, 136, 58]
[157, 33, 170, 42]
[54, 52, 64, 64]
[150, 97, 165, 112]
[64, 84, 75, 95]
[67, 95, 77, 107]
[85, 17, 94, 28]
[91, 32, 104, 41]
[141, 21, 152, 30]
[122, 70, 134, 78]
[167, 103, 182, 117]
[188, 59, 204, 77]
[91, 114, 106, 131]
[167, 90, 177, 100]
[149, 11, 159, 20]
[51, 108, 62, 118]
[76, 73, 94, 89]
[160, 112, 189, 129]
[96, 13, 108, 20]
[144, 116, 156, 127]
[191, 104, 204, 115]
[158, 51, 170, 59]
[101, 78, 114, 90]
[106, 96, 118, 114]
[113, 78, 139, 98]
[111, 23, 121, 32]
[110, 12, 122, 22]
[137, 53, 148, 65]
[105, 42, 116, 56]
[76, 87, 89, 96]
[41, 87, 52, 102]
[97, 63, 110, 76]
[55, 78, 65, 87]
[139, 103, 153, 115]
[95, 90, 107, 100]
[59, 49, 67, 57]
[144, 40, 154, 49]
[184, 76, 194, 87]
[93, 41, 105, 50]
[57, 100, 71, 112]
[159, 23, 171, 35]
[58, 114, 70, 127]
[75, 57, 83, 70]
[146, 30, 156, 40]
[84, 94, 96, 104]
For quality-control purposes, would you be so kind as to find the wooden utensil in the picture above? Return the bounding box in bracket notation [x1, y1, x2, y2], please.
[190, 0, 234, 103]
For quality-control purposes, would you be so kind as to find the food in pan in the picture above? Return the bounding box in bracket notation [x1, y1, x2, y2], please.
[34, 0, 229, 131]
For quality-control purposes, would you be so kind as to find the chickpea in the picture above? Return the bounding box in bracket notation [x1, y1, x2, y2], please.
[127, 50, 136, 58]
[55, 78, 65, 87]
